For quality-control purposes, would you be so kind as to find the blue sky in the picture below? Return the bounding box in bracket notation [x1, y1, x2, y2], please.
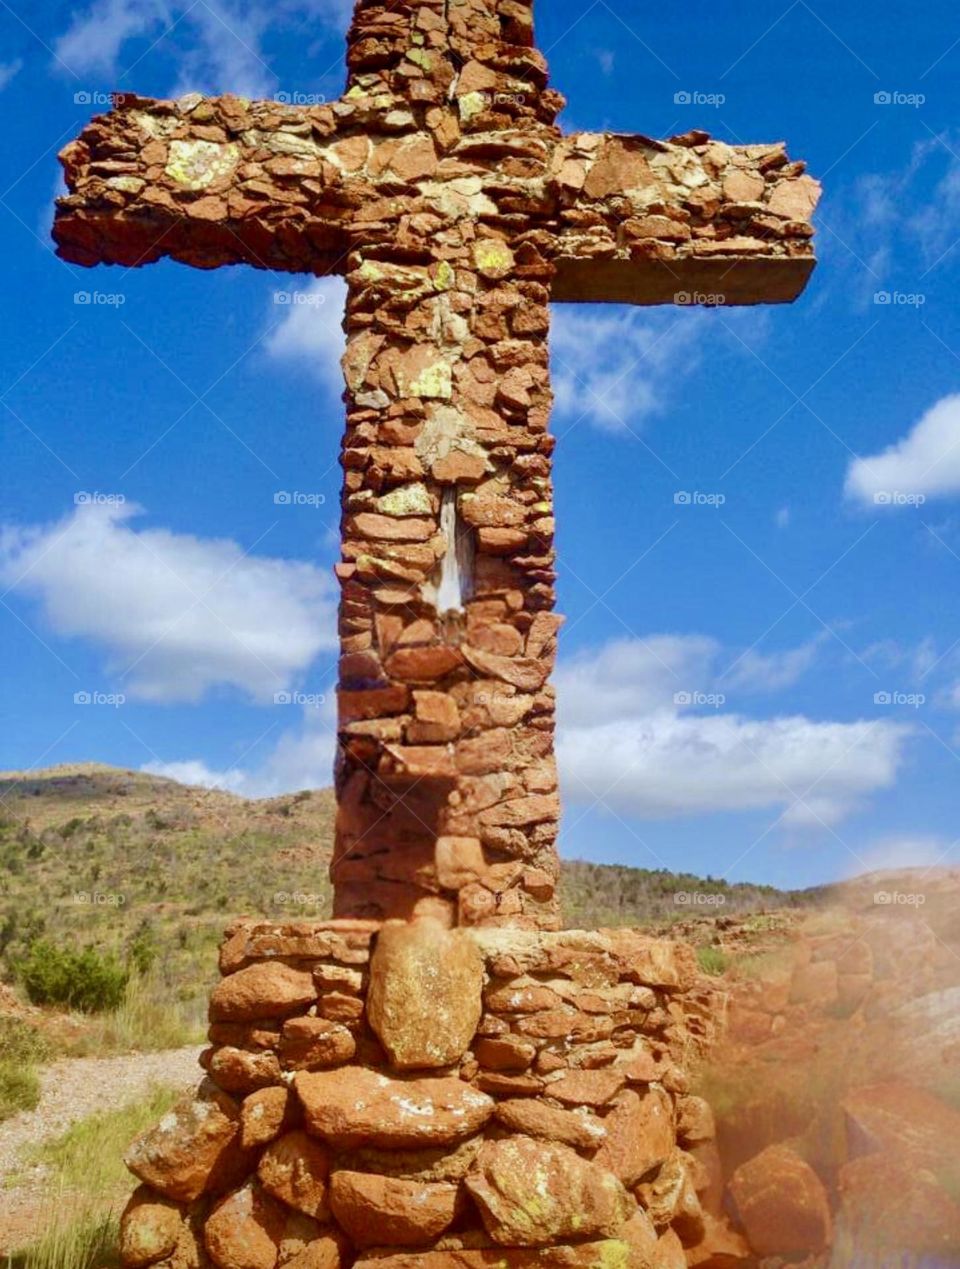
[2, 0, 960, 890]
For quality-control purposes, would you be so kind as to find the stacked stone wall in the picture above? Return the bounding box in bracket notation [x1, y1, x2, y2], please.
[119, 920, 727, 1269]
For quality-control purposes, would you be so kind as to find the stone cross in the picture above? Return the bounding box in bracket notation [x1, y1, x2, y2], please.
[55, 0, 819, 931]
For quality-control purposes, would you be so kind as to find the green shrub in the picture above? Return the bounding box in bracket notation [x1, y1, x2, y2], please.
[14, 940, 129, 1012]
[0, 1061, 40, 1120]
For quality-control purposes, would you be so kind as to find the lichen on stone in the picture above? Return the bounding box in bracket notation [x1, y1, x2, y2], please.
[165, 139, 240, 190]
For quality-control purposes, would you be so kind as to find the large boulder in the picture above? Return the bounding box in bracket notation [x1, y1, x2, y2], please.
[842, 1081, 960, 1188]
[465, 1136, 635, 1247]
[125, 1079, 247, 1203]
[728, 1143, 831, 1256]
[296, 1067, 493, 1149]
[328, 1170, 460, 1246]
[837, 1153, 960, 1256]
[367, 919, 484, 1069]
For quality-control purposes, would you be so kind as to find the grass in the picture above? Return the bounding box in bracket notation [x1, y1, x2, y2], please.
[0, 1017, 50, 1123]
[57, 971, 206, 1059]
[696, 945, 729, 976]
[8, 1085, 180, 1269]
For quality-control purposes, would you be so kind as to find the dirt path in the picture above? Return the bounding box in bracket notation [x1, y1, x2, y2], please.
[0, 1045, 203, 1254]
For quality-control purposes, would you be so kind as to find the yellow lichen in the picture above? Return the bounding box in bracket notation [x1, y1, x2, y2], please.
[165, 140, 240, 190]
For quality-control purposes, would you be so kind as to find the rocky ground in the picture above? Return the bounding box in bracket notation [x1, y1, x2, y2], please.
[690, 867, 960, 1264]
[0, 1045, 202, 1254]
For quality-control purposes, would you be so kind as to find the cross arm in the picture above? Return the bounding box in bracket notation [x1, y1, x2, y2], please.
[544, 130, 820, 306]
[53, 92, 374, 273]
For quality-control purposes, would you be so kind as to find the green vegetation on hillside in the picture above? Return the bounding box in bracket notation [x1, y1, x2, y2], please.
[0, 764, 814, 1049]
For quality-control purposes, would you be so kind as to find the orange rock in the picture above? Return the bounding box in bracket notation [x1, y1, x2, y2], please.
[594, 1088, 674, 1186]
[493, 1098, 606, 1150]
[384, 644, 463, 681]
[296, 1066, 494, 1149]
[329, 1170, 460, 1246]
[546, 1068, 626, 1107]
[204, 1181, 286, 1269]
[367, 919, 484, 1069]
[484, 982, 562, 1013]
[465, 1136, 635, 1246]
[209, 963, 316, 1022]
[473, 1036, 537, 1071]
[207, 1045, 283, 1094]
[351, 1246, 634, 1269]
[240, 1086, 298, 1150]
[728, 1143, 831, 1256]
[837, 1152, 960, 1255]
[125, 1079, 247, 1203]
[118, 1186, 184, 1267]
[279, 1017, 356, 1071]
[257, 1129, 330, 1220]
[436, 836, 487, 889]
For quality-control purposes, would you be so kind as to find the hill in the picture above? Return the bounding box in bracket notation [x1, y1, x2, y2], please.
[0, 762, 799, 1035]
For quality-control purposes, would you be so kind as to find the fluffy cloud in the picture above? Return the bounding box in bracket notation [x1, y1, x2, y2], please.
[0, 501, 337, 703]
[845, 394, 960, 507]
[265, 277, 347, 395]
[54, 0, 353, 96]
[556, 636, 912, 826]
[549, 306, 706, 432]
[144, 696, 336, 796]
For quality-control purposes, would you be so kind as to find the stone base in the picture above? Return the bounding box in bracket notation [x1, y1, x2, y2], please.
[119, 921, 724, 1269]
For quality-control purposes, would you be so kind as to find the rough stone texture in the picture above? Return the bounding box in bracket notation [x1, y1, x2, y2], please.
[70, 1, 815, 1264]
[367, 919, 484, 1068]
[124, 1078, 247, 1203]
[296, 1066, 494, 1149]
[329, 1170, 460, 1246]
[55, 0, 817, 932]
[465, 1136, 635, 1246]
[728, 1143, 832, 1256]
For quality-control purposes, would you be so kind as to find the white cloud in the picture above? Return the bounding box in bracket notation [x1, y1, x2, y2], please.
[845, 394, 960, 507]
[556, 636, 912, 826]
[723, 633, 826, 694]
[54, 0, 351, 96]
[0, 59, 23, 91]
[549, 307, 706, 432]
[143, 697, 336, 796]
[265, 277, 347, 395]
[0, 502, 337, 703]
[852, 833, 952, 874]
